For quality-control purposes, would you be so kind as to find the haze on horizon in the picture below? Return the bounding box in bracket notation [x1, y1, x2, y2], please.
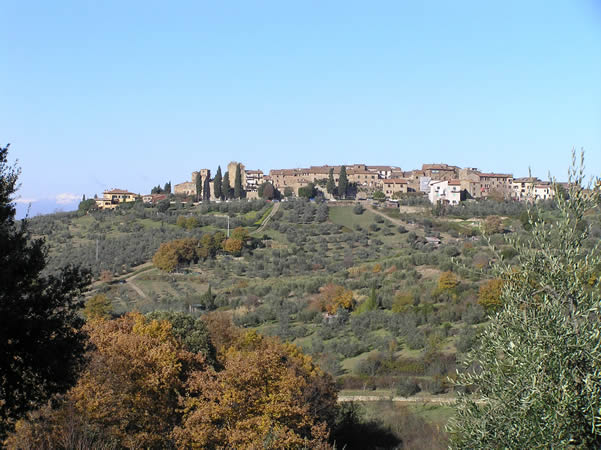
[1, 1, 600, 218]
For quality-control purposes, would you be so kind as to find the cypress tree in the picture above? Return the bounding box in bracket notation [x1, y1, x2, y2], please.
[338, 166, 348, 199]
[213, 166, 223, 200]
[202, 170, 211, 201]
[195, 172, 202, 202]
[326, 168, 336, 196]
[234, 164, 244, 199]
[222, 172, 231, 200]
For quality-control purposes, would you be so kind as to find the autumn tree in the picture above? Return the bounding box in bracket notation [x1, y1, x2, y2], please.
[152, 238, 200, 272]
[477, 278, 504, 310]
[315, 284, 355, 314]
[83, 294, 112, 320]
[213, 165, 223, 200]
[0, 145, 90, 439]
[146, 311, 216, 364]
[449, 153, 601, 448]
[70, 313, 204, 448]
[174, 331, 336, 448]
[223, 237, 243, 255]
[437, 271, 459, 291]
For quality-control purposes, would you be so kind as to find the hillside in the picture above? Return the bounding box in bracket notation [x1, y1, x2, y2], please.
[27, 195, 597, 439]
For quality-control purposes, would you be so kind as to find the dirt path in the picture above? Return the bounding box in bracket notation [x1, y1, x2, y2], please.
[337, 395, 455, 404]
[253, 202, 280, 235]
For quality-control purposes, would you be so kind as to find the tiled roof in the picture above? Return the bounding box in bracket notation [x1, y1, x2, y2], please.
[104, 189, 137, 195]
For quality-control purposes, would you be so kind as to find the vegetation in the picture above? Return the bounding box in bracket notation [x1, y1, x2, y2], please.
[12, 152, 601, 446]
[0, 145, 90, 440]
[449, 155, 601, 448]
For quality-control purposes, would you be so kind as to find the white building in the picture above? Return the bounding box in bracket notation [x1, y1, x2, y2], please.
[534, 184, 554, 201]
[428, 179, 462, 205]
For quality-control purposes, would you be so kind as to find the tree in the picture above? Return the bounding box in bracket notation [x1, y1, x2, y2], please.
[164, 181, 172, 194]
[477, 278, 504, 311]
[83, 294, 112, 320]
[223, 237, 243, 255]
[338, 166, 348, 199]
[202, 170, 211, 201]
[284, 186, 293, 198]
[0, 145, 90, 439]
[483, 215, 504, 234]
[146, 311, 216, 363]
[372, 190, 386, 202]
[157, 198, 170, 213]
[234, 163, 244, 199]
[174, 331, 335, 448]
[222, 171, 232, 200]
[326, 168, 336, 196]
[298, 182, 317, 199]
[316, 284, 354, 314]
[152, 238, 201, 272]
[213, 166, 223, 200]
[195, 172, 202, 202]
[77, 198, 97, 213]
[437, 271, 459, 291]
[355, 286, 378, 314]
[68, 313, 204, 448]
[258, 181, 276, 200]
[449, 153, 601, 448]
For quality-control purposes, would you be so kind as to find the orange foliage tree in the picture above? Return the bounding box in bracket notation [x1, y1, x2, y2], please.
[174, 331, 336, 448]
[152, 238, 200, 272]
[478, 278, 505, 310]
[223, 237, 244, 255]
[314, 284, 355, 314]
[68, 313, 205, 448]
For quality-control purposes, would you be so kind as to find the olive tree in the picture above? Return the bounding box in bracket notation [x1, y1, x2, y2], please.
[448, 153, 601, 448]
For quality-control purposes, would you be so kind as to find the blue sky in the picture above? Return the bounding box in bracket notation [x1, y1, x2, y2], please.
[2, 1, 600, 217]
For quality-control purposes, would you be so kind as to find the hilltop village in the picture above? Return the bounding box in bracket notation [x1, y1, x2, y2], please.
[93, 161, 556, 210]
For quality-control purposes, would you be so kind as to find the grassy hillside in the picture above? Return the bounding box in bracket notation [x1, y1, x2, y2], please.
[29, 196, 590, 434]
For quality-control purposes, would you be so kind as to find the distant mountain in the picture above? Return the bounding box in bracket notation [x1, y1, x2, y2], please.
[15, 197, 79, 219]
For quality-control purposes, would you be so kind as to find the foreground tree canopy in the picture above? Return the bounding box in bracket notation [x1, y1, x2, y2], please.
[449, 153, 601, 448]
[0, 145, 90, 439]
[6, 312, 338, 448]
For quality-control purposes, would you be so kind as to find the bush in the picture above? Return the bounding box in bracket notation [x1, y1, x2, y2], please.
[353, 203, 365, 215]
[396, 377, 421, 397]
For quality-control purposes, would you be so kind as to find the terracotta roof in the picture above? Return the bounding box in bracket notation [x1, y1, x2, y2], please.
[422, 163, 457, 171]
[382, 178, 408, 184]
[245, 170, 263, 175]
[448, 180, 462, 186]
[478, 172, 513, 178]
[104, 189, 137, 195]
[513, 177, 540, 183]
[367, 165, 398, 171]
